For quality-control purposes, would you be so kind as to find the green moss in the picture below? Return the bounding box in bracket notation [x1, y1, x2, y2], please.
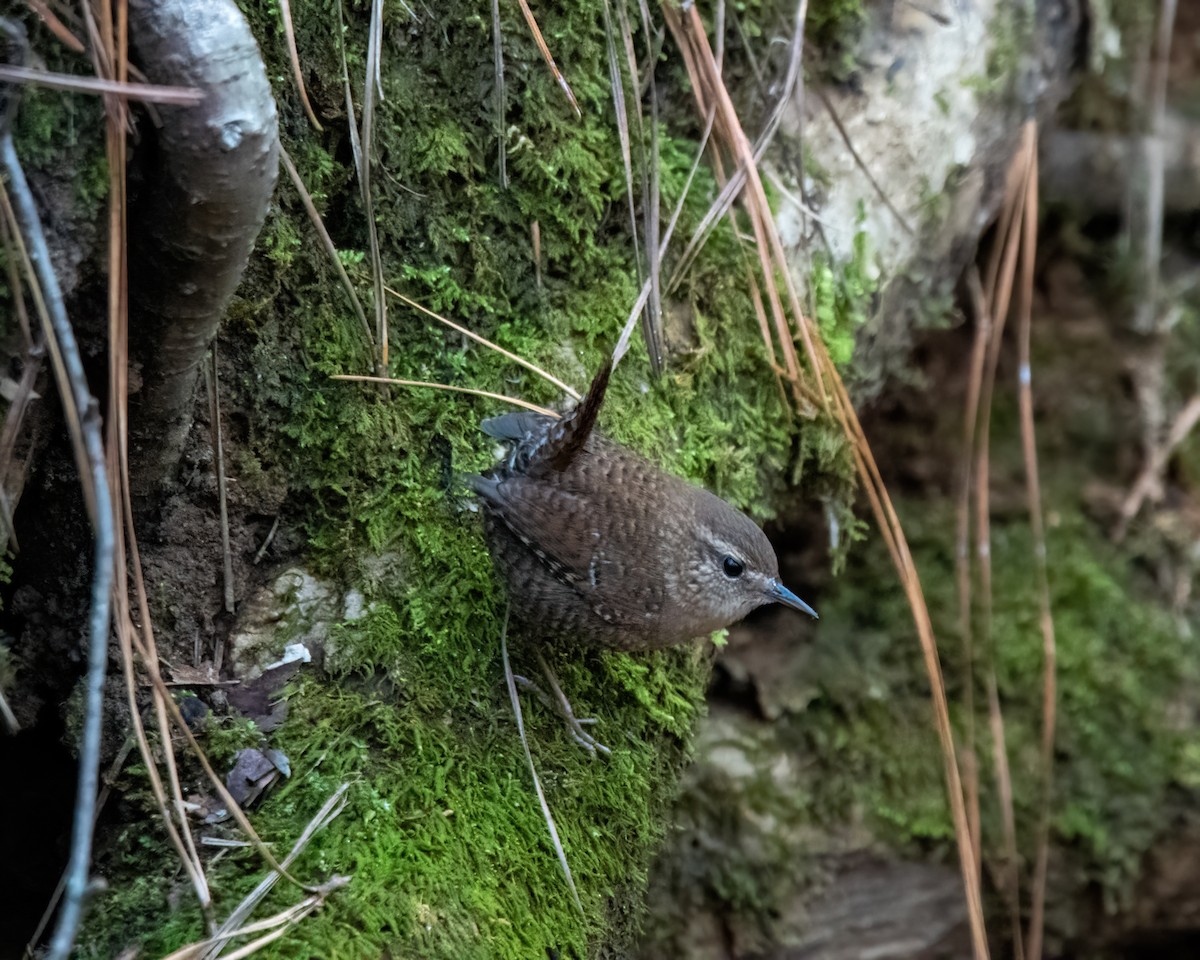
[649, 498, 1195, 948]
[809, 501, 1194, 901]
[804, 0, 868, 84]
[9, 14, 109, 223]
[809, 216, 876, 368]
[78, 0, 857, 957]
[200, 714, 265, 767]
[964, 3, 1030, 99]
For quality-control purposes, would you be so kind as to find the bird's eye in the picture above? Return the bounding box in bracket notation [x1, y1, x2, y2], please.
[722, 555, 745, 579]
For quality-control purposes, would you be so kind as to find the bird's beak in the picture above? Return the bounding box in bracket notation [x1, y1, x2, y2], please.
[767, 579, 819, 619]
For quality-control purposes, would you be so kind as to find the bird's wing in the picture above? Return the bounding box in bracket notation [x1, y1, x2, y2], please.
[475, 475, 597, 584]
[474, 467, 671, 633]
[476, 473, 651, 618]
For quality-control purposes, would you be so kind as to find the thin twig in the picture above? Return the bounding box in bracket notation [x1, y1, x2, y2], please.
[206, 348, 235, 614]
[500, 608, 584, 916]
[514, 0, 581, 117]
[491, 0, 507, 187]
[531, 219, 542, 289]
[384, 286, 579, 399]
[360, 0, 388, 373]
[1115, 394, 1200, 539]
[1131, 0, 1178, 334]
[0, 63, 202, 103]
[22, 0, 86, 53]
[1016, 131, 1056, 960]
[814, 86, 915, 236]
[253, 515, 280, 565]
[278, 0, 322, 131]
[331, 374, 557, 416]
[198, 784, 350, 960]
[279, 146, 373, 351]
[0, 178, 88, 518]
[0, 208, 32, 344]
[1, 53, 115, 960]
[0, 341, 45, 554]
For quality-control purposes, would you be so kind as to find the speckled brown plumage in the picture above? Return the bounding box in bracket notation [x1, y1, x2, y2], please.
[472, 360, 817, 651]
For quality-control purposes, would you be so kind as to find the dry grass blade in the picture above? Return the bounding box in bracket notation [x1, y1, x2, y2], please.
[491, 0, 507, 187]
[0, 63, 202, 103]
[0, 179, 92, 524]
[514, 0, 581, 117]
[165, 888, 342, 960]
[279, 146, 373, 350]
[642, 14, 664, 374]
[744, 260, 792, 411]
[632, 0, 667, 371]
[205, 350, 235, 614]
[660, 6, 990, 956]
[664, 0, 808, 297]
[197, 784, 350, 960]
[601, 0, 656, 368]
[988, 671, 1024, 960]
[1016, 129, 1057, 960]
[0, 340, 45, 555]
[531, 219, 542, 289]
[834, 373, 989, 960]
[814, 87, 914, 236]
[277, 0, 322, 131]
[617, 1, 664, 370]
[23, 0, 86, 52]
[956, 267, 991, 873]
[332, 374, 558, 417]
[0, 212, 32, 344]
[500, 609, 584, 916]
[384, 286, 579, 399]
[360, 0, 388, 371]
[1, 26, 115, 957]
[334, 0, 362, 177]
[664, 4, 820, 408]
[1132, 0, 1177, 334]
[972, 124, 1040, 960]
[611, 104, 719, 370]
[113, 604, 213, 907]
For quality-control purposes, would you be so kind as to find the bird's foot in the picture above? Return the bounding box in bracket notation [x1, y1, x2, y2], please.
[520, 656, 611, 756]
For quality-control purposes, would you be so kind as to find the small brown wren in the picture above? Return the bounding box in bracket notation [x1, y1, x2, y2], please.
[472, 359, 817, 651]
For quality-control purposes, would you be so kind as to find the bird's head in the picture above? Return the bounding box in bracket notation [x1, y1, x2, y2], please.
[679, 489, 818, 633]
